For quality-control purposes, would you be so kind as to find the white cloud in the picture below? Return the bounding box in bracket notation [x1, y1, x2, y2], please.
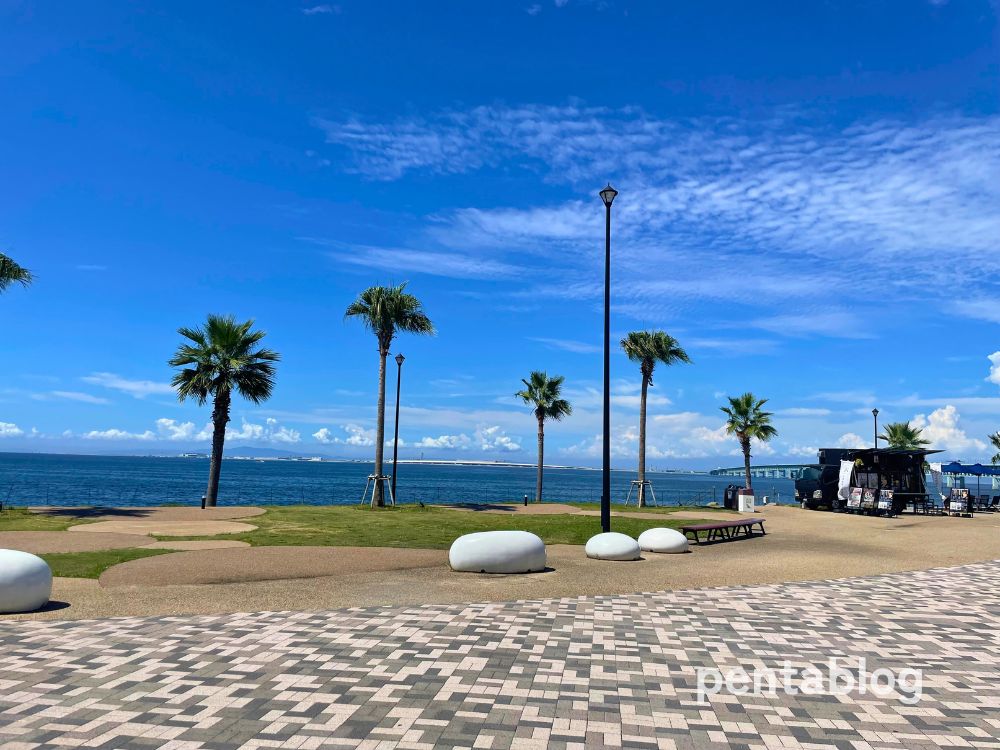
[83, 427, 156, 441]
[786, 444, 819, 457]
[227, 418, 301, 444]
[987, 351, 1000, 387]
[836, 432, 869, 449]
[475, 424, 521, 452]
[313, 424, 374, 446]
[410, 433, 473, 450]
[155, 418, 212, 441]
[910, 405, 986, 454]
[0, 421, 24, 438]
[526, 4, 542, 14]
[82, 372, 173, 398]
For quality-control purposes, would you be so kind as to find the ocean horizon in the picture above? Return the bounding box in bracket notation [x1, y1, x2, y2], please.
[0, 451, 796, 508]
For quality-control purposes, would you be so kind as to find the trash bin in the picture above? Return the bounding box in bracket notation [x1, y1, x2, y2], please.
[723, 485, 739, 510]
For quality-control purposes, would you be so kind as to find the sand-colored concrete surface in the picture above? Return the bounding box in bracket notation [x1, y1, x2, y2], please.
[139, 540, 250, 551]
[0, 530, 154, 553]
[99, 545, 448, 587]
[67, 519, 257, 536]
[5, 505, 997, 621]
[29, 506, 265, 521]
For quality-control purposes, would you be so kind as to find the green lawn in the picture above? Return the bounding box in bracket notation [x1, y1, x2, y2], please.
[0, 508, 96, 532]
[168, 504, 713, 549]
[566, 502, 736, 515]
[39, 548, 172, 578]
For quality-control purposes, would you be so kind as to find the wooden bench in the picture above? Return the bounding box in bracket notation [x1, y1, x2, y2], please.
[681, 518, 765, 544]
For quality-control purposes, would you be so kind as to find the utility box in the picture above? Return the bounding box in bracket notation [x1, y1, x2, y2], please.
[737, 488, 756, 513]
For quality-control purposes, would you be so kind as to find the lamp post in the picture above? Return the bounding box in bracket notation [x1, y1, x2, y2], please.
[872, 408, 879, 449]
[391, 353, 405, 503]
[599, 183, 618, 534]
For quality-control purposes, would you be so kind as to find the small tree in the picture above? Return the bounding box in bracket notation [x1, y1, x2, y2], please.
[720, 392, 777, 492]
[620, 330, 690, 506]
[169, 315, 279, 506]
[516, 371, 572, 503]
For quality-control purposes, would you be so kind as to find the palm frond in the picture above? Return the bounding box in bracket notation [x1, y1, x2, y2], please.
[168, 315, 279, 407]
[720, 392, 778, 443]
[345, 283, 435, 352]
[0, 252, 33, 293]
[516, 370, 572, 421]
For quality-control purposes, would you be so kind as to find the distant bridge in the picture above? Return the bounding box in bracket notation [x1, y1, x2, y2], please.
[709, 464, 810, 480]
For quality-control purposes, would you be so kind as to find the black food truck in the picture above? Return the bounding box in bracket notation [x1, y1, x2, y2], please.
[795, 448, 941, 515]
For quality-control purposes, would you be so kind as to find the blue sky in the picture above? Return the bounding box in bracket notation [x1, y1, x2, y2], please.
[2, 0, 999, 469]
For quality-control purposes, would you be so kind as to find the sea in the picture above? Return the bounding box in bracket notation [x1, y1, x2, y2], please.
[0, 452, 797, 508]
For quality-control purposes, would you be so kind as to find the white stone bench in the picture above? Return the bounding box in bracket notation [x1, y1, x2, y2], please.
[0, 549, 53, 613]
[585, 532, 641, 561]
[637, 527, 689, 554]
[449, 530, 546, 574]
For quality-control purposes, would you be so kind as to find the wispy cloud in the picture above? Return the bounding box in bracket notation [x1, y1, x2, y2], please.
[313, 105, 1000, 330]
[301, 4, 339, 15]
[32, 390, 110, 405]
[529, 337, 601, 353]
[81, 372, 174, 398]
[300, 239, 521, 280]
[748, 310, 875, 339]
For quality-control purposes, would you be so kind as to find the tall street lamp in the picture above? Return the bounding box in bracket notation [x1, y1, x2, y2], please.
[391, 353, 405, 503]
[872, 408, 879, 450]
[599, 183, 618, 534]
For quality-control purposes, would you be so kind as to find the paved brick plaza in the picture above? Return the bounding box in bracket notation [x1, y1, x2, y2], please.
[1, 561, 997, 749]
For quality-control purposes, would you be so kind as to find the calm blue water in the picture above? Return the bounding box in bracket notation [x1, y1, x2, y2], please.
[0, 452, 795, 508]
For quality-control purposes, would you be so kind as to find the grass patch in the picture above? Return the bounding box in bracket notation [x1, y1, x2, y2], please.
[165, 505, 713, 549]
[0, 507, 94, 532]
[566, 502, 737, 514]
[39, 548, 173, 579]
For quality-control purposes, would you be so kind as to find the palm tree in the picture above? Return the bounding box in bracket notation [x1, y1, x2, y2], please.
[168, 315, 279, 507]
[620, 330, 690, 506]
[720, 392, 777, 492]
[988, 432, 1000, 465]
[0, 252, 32, 293]
[516, 371, 572, 503]
[878, 422, 930, 450]
[345, 283, 434, 507]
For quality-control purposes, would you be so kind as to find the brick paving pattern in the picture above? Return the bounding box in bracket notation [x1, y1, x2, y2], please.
[1, 561, 998, 749]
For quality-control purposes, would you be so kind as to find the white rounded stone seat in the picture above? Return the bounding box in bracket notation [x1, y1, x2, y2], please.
[585, 532, 641, 561]
[637, 527, 689, 554]
[449, 530, 546, 574]
[0, 549, 53, 613]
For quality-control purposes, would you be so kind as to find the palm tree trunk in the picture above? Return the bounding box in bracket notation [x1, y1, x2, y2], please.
[373, 349, 388, 507]
[637, 372, 649, 507]
[205, 389, 231, 507]
[536, 415, 544, 503]
[742, 436, 753, 492]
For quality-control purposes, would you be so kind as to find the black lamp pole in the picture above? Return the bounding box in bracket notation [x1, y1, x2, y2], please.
[391, 353, 405, 503]
[599, 184, 618, 534]
[872, 408, 879, 449]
